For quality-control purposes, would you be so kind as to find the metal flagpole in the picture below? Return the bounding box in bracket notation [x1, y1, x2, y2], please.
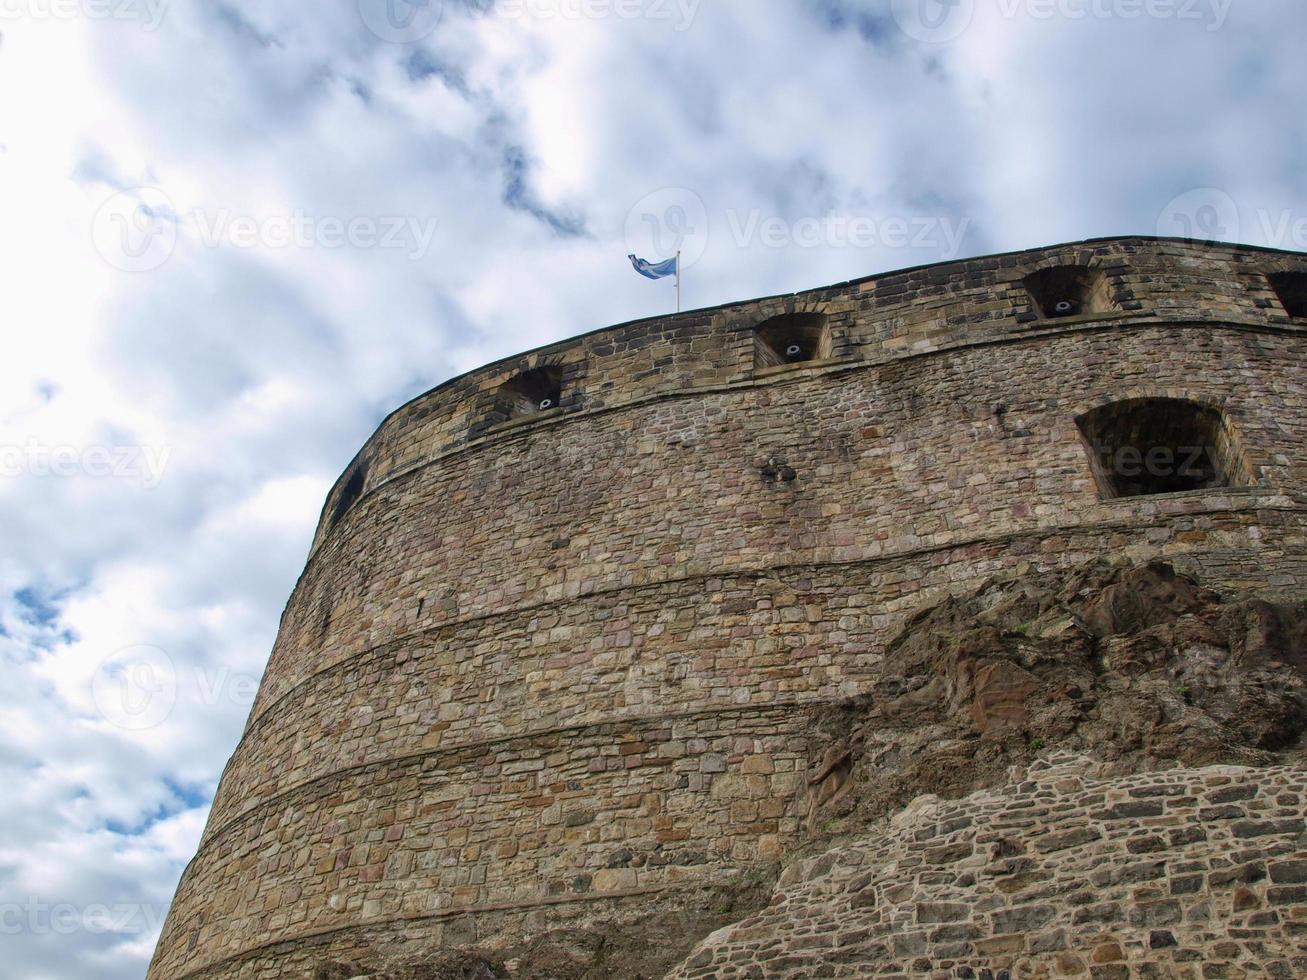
[676, 250, 682, 313]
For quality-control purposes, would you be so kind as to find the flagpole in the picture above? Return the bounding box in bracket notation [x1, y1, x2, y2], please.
[676, 250, 682, 313]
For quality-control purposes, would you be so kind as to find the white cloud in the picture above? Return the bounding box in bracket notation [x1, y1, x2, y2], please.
[0, 1, 1304, 976]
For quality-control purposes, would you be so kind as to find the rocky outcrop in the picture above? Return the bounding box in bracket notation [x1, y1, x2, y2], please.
[666, 560, 1307, 977]
[802, 559, 1307, 836]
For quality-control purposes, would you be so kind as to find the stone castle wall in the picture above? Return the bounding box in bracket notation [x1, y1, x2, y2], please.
[148, 238, 1307, 979]
[668, 755, 1307, 978]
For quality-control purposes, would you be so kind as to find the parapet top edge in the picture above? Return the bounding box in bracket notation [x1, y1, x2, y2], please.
[311, 236, 1307, 533]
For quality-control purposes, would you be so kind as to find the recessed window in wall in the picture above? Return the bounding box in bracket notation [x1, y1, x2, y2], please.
[500, 366, 563, 419]
[754, 312, 832, 369]
[1269, 271, 1307, 319]
[1076, 398, 1248, 499]
[330, 464, 367, 527]
[1023, 265, 1112, 319]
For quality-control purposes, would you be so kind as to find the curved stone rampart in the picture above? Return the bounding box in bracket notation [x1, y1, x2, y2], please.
[148, 238, 1307, 979]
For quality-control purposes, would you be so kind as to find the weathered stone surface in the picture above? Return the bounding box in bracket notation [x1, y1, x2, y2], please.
[801, 559, 1307, 835]
[146, 238, 1307, 980]
[667, 756, 1307, 978]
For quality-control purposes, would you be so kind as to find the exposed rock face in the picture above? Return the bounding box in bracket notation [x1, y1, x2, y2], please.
[664, 561, 1307, 977]
[804, 559, 1307, 835]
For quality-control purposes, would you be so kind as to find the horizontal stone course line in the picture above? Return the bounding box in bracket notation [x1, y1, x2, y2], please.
[244, 495, 1307, 733]
[194, 700, 805, 871]
[311, 315, 1305, 562]
[175, 881, 706, 980]
[190, 510, 1307, 892]
[216, 512, 1307, 842]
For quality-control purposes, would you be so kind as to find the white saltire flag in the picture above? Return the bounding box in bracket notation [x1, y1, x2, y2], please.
[628, 254, 679, 279]
[628, 252, 682, 311]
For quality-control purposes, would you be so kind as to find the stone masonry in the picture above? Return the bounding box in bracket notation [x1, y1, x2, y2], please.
[147, 237, 1307, 979]
[669, 754, 1307, 978]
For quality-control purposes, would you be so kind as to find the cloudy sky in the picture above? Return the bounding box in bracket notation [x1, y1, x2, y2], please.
[0, 0, 1304, 976]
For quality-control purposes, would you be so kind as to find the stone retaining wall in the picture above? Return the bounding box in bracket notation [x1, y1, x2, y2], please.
[669, 756, 1307, 978]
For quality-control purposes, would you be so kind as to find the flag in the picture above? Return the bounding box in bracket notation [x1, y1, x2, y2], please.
[628, 254, 679, 280]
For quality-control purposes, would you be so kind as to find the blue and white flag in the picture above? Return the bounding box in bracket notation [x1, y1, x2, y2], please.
[628, 254, 679, 280]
